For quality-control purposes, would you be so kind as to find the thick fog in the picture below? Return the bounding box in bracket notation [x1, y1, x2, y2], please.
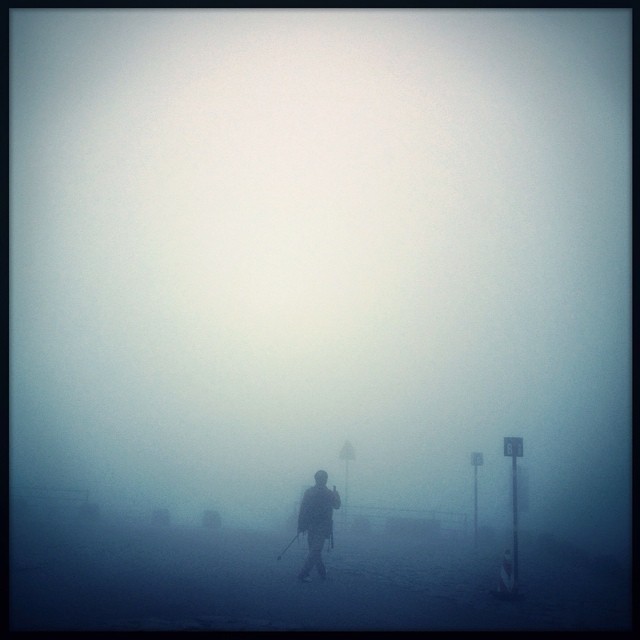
[10, 9, 631, 561]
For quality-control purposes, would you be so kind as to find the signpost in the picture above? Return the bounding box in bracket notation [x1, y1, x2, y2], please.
[339, 440, 355, 524]
[470, 452, 483, 549]
[503, 437, 523, 588]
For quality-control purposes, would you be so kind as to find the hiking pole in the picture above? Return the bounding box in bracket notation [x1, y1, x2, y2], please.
[277, 533, 299, 561]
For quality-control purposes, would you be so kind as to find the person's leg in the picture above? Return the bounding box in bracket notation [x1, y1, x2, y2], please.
[309, 531, 326, 578]
[298, 534, 318, 580]
[297, 530, 324, 580]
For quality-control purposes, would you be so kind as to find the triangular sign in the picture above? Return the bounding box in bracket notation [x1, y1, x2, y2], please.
[339, 440, 355, 460]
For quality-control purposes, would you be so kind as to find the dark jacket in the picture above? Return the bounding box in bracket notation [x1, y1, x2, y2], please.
[297, 485, 341, 538]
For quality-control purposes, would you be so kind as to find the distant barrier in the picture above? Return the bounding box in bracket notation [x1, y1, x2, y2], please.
[11, 486, 89, 504]
[337, 505, 468, 540]
[10, 486, 98, 521]
[10, 488, 228, 530]
[385, 516, 441, 539]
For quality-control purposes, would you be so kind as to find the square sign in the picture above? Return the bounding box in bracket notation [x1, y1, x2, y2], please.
[504, 437, 523, 457]
[471, 452, 484, 466]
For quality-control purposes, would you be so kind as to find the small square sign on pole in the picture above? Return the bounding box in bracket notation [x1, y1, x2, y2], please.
[503, 437, 523, 457]
[471, 452, 484, 466]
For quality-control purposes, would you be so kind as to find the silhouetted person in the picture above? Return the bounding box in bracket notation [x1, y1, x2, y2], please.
[297, 469, 341, 582]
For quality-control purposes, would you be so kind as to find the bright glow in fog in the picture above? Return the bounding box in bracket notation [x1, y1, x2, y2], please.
[10, 10, 631, 557]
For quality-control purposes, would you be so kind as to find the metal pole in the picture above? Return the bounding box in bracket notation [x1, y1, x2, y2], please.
[474, 463, 478, 550]
[345, 458, 349, 526]
[512, 452, 519, 585]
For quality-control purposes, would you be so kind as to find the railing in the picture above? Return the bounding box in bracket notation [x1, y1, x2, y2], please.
[11, 486, 90, 506]
[10, 486, 104, 523]
[336, 504, 468, 539]
[9, 486, 90, 515]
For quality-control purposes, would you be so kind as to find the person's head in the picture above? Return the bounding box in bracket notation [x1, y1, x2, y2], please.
[314, 469, 329, 486]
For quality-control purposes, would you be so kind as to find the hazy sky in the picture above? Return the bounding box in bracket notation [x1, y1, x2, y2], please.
[10, 9, 631, 556]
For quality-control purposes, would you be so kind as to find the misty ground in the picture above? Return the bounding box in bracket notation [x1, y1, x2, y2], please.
[10, 508, 632, 632]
